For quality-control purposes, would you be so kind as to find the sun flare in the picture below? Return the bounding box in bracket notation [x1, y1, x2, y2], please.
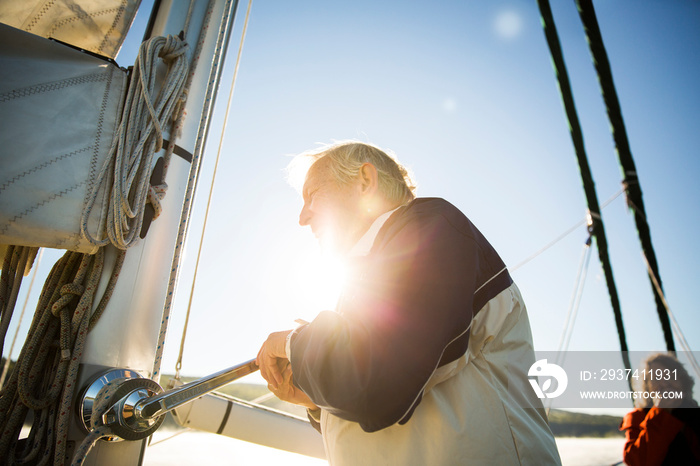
[293, 247, 348, 318]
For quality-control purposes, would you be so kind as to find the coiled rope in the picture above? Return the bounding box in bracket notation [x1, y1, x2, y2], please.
[0, 248, 43, 389]
[0, 246, 39, 359]
[80, 34, 189, 250]
[0, 248, 125, 465]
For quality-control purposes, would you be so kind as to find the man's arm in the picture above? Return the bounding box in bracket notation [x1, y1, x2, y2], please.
[290, 211, 480, 432]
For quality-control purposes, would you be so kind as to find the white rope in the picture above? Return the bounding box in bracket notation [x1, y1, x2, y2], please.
[80, 34, 189, 249]
[174, 0, 253, 380]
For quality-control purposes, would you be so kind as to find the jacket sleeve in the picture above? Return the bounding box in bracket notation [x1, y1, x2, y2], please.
[620, 407, 684, 466]
[289, 212, 479, 432]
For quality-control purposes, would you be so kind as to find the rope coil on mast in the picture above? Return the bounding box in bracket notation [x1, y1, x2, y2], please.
[0, 248, 125, 464]
[1, 0, 244, 463]
[1, 27, 191, 466]
[80, 34, 189, 250]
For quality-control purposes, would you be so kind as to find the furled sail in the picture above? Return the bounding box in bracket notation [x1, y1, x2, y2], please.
[0, 23, 127, 253]
[0, 0, 141, 59]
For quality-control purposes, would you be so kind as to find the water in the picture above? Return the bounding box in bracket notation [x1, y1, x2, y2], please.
[144, 431, 625, 465]
[554, 438, 625, 466]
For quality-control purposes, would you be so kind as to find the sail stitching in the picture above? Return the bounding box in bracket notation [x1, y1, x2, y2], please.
[0, 182, 86, 236]
[99, 3, 128, 54]
[0, 146, 91, 194]
[24, 0, 57, 32]
[82, 65, 117, 247]
[47, 7, 123, 47]
[0, 71, 108, 103]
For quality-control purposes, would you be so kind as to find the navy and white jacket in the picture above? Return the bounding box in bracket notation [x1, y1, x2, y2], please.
[289, 198, 561, 465]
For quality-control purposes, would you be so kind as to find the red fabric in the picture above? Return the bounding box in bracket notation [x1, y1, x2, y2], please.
[620, 407, 684, 466]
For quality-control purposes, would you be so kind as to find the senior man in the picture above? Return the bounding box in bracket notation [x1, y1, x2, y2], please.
[257, 141, 561, 465]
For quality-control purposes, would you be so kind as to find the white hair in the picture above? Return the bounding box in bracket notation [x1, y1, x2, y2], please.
[287, 140, 416, 206]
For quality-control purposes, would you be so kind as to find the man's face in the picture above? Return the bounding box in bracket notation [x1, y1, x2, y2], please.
[299, 159, 365, 255]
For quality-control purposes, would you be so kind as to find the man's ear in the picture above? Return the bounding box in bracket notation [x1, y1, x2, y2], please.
[358, 163, 379, 195]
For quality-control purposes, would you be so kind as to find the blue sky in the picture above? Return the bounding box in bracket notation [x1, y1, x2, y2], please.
[5, 1, 699, 412]
[163, 0, 700, 374]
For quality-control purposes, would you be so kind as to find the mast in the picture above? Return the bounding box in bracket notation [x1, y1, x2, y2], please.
[65, 1, 240, 464]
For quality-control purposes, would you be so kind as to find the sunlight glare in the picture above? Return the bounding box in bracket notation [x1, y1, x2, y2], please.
[442, 98, 457, 113]
[292, 247, 347, 319]
[494, 9, 523, 40]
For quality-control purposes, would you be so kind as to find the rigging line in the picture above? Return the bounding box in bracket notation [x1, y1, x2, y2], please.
[0, 248, 43, 389]
[560, 240, 593, 354]
[174, 0, 253, 379]
[537, 0, 632, 384]
[182, 0, 197, 40]
[475, 186, 625, 297]
[575, 0, 674, 354]
[510, 186, 624, 274]
[556, 237, 593, 357]
[547, 236, 592, 416]
[640, 253, 700, 378]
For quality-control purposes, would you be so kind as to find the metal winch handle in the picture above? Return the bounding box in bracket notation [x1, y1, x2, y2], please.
[138, 359, 259, 419]
[79, 359, 259, 441]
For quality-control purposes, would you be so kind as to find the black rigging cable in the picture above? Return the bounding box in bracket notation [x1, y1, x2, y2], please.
[574, 0, 675, 353]
[536, 0, 632, 383]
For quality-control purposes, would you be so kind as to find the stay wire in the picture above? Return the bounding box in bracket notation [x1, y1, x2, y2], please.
[174, 0, 253, 379]
[508, 186, 625, 276]
[639, 242, 700, 379]
[556, 235, 593, 359]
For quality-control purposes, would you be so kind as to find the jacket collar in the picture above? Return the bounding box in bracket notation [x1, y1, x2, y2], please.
[348, 206, 403, 257]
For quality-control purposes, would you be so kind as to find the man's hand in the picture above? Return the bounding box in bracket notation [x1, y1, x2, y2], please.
[268, 361, 319, 410]
[256, 330, 291, 389]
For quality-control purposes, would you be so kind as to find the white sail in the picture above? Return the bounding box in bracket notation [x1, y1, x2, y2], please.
[0, 0, 141, 59]
[0, 23, 126, 253]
